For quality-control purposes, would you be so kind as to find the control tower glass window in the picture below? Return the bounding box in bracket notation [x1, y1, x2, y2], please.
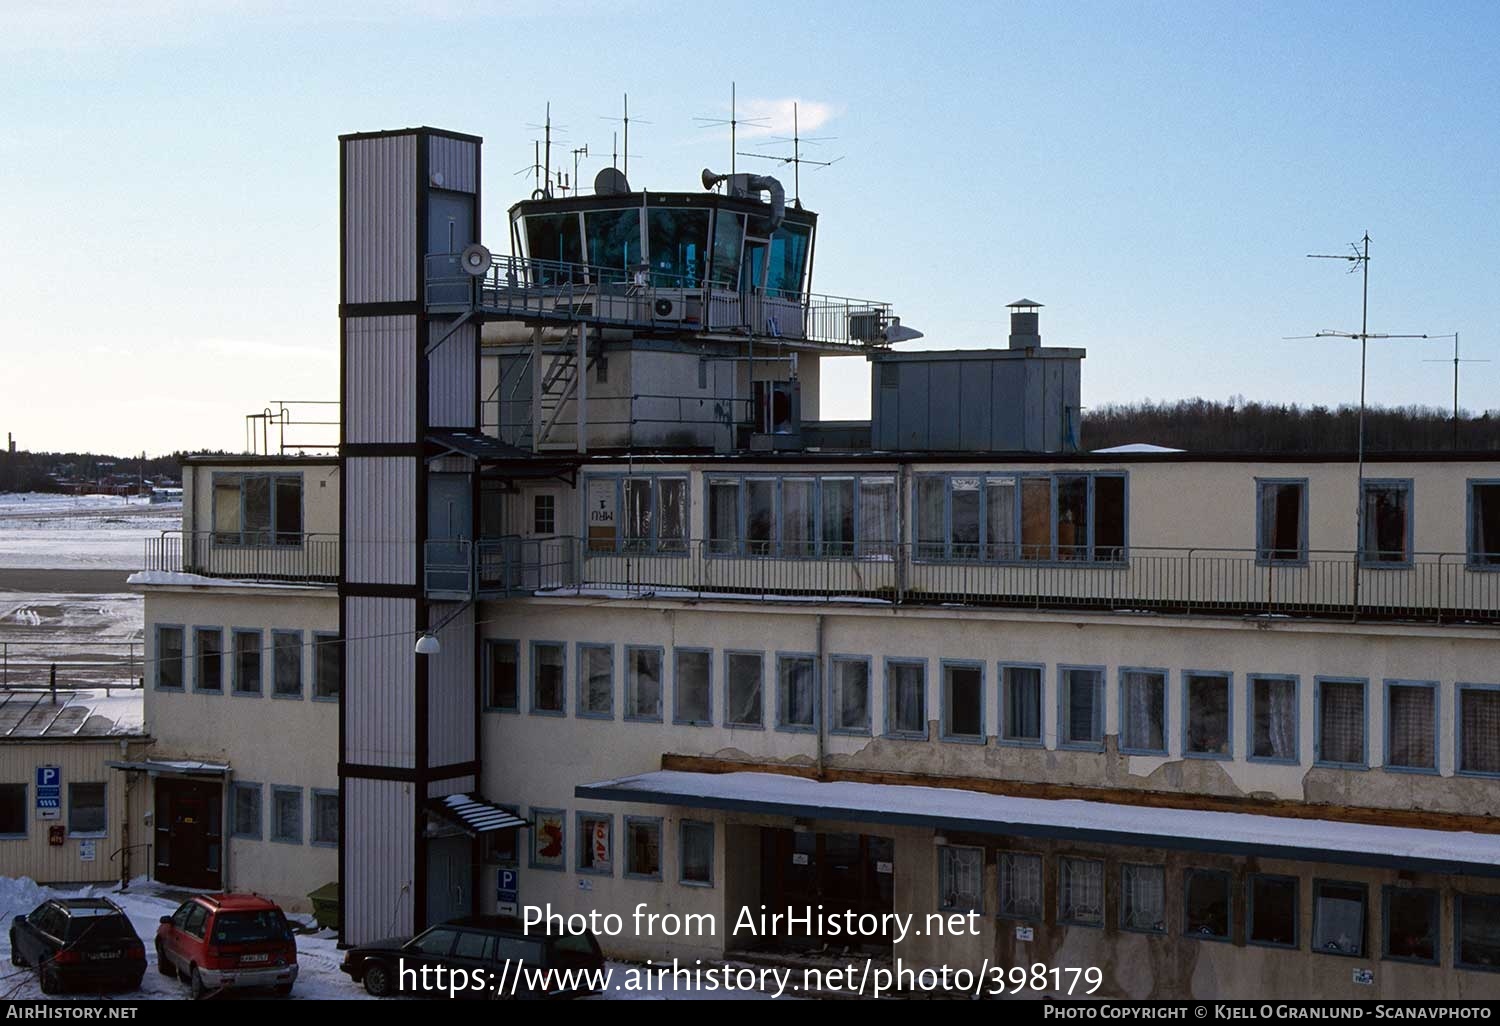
[710, 211, 745, 288]
[585, 208, 641, 282]
[524, 213, 583, 283]
[765, 222, 811, 296]
[648, 209, 710, 287]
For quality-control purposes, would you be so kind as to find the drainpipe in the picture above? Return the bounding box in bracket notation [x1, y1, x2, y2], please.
[815, 614, 826, 779]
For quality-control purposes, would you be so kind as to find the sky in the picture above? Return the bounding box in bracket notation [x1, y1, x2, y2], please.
[3, 0, 1498, 457]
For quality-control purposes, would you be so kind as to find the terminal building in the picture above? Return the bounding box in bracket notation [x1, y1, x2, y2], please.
[130, 124, 1500, 999]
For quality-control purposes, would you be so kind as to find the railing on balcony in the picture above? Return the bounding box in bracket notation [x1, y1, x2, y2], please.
[424, 537, 578, 598]
[143, 531, 339, 584]
[425, 252, 895, 350]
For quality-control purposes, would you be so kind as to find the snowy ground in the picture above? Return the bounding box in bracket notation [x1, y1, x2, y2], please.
[0, 590, 144, 694]
[0, 493, 180, 572]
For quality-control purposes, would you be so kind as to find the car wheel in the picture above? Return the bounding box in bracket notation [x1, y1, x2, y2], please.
[9, 934, 23, 967]
[39, 968, 61, 995]
[189, 966, 207, 1000]
[362, 961, 394, 998]
[156, 942, 175, 978]
[273, 983, 293, 998]
[128, 975, 145, 992]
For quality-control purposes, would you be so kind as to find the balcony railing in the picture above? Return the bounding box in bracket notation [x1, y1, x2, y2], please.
[143, 531, 339, 584]
[422, 537, 1500, 625]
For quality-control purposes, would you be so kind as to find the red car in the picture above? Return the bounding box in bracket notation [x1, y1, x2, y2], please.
[155, 893, 298, 999]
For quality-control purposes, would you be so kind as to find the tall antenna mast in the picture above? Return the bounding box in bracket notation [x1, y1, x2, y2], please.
[737, 100, 843, 204]
[694, 82, 769, 176]
[571, 143, 589, 193]
[1423, 332, 1485, 449]
[599, 94, 650, 180]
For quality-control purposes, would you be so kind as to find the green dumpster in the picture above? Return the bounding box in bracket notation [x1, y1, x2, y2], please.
[307, 882, 339, 932]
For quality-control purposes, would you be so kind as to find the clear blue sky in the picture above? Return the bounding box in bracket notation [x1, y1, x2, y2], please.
[4, 0, 1498, 455]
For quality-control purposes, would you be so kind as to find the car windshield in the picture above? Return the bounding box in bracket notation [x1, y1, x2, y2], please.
[63, 916, 135, 943]
[211, 910, 289, 944]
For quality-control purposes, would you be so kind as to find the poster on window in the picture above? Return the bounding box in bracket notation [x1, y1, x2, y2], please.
[586, 479, 617, 552]
[592, 821, 610, 870]
[532, 811, 566, 869]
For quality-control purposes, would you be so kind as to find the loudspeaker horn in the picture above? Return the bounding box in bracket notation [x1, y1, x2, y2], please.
[460, 243, 492, 277]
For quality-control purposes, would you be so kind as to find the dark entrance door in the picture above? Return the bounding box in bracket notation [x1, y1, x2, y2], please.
[755, 829, 895, 953]
[154, 779, 223, 889]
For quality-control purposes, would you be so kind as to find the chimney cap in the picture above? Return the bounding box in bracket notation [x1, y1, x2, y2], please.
[1007, 298, 1044, 309]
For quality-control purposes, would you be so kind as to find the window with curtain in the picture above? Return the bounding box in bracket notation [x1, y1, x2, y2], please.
[709, 479, 740, 555]
[1312, 881, 1367, 956]
[673, 649, 711, 725]
[1360, 481, 1410, 564]
[1459, 687, 1500, 775]
[1120, 669, 1166, 753]
[832, 657, 870, 733]
[950, 478, 981, 559]
[1061, 668, 1103, 747]
[1059, 857, 1104, 926]
[821, 478, 855, 556]
[887, 661, 926, 737]
[1121, 864, 1166, 933]
[1002, 665, 1043, 743]
[1386, 683, 1435, 770]
[580, 644, 613, 717]
[1256, 480, 1306, 563]
[938, 846, 983, 913]
[781, 479, 816, 557]
[1184, 869, 1231, 940]
[726, 652, 763, 727]
[919, 473, 1121, 563]
[1185, 672, 1231, 756]
[943, 663, 984, 740]
[1317, 679, 1365, 766]
[1469, 483, 1500, 566]
[622, 478, 652, 553]
[916, 476, 945, 560]
[626, 647, 662, 721]
[777, 655, 816, 730]
[998, 852, 1043, 919]
[858, 478, 897, 557]
[1251, 676, 1298, 761]
[986, 477, 1018, 561]
[1384, 886, 1438, 963]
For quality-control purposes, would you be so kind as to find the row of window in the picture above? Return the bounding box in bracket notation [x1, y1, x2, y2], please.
[482, 641, 1500, 776]
[228, 782, 338, 847]
[211, 472, 304, 548]
[936, 847, 1500, 971]
[0, 782, 106, 839]
[500, 807, 715, 887]
[154, 625, 341, 699]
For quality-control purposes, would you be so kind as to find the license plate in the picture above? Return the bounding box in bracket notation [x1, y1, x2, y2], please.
[87, 951, 120, 961]
[240, 953, 270, 964]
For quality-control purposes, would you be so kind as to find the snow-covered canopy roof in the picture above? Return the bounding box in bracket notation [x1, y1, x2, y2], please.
[1091, 442, 1185, 454]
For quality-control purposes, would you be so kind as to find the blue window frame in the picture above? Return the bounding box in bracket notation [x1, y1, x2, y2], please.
[1466, 480, 1500, 569]
[270, 786, 303, 845]
[775, 652, 818, 733]
[155, 624, 185, 691]
[1359, 478, 1413, 568]
[916, 472, 1127, 564]
[829, 655, 872, 736]
[577, 643, 614, 720]
[1248, 873, 1299, 949]
[530, 641, 566, 716]
[231, 628, 262, 696]
[483, 639, 520, 713]
[625, 645, 664, 723]
[940, 660, 985, 743]
[271, 629, 303, 699]
[529, 808, 566, 872]
[1383, 680, 1438, 774]
[999, 663, 1045, 747]
[1311, 879, 1368, 958]
[1247, 674, 1300, 764]
[210, 471, 304, 548]
[1118, 667, 1168, 755]
[724, 651, 764, 728]
[1057, 665, 1105, 751]
[624, 816, 664, 880]
[1183, 868, 1233, 942]
[581, 473, 689, 556]
[1456, 683, 1500, 778]
[1382, 885, 1439, 965]
[576, 811, 614, 876]
[884, 658, 928, 740]
[1455, 893, 1500, 972]
[1182, 670, 1233, 760]
[1255, 478, 1309, 565]
[705, 473, 897, 559]
[679, 819, 715, 886]
[229, 781, 261, 840]
[312, 632, 341, 702]
[1314, 677, 1368, 769]
[192, 626, 224, 694]
[311, 789, 339, 848]
[672, 647, 713, 726]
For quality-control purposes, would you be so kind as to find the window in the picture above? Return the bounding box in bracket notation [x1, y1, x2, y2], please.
[1001, 664, 1044, 745]
[822, 477, 855, 556]
[725, 652, 763, 727]
[232, 629, 262, 695]
[1361, 480, 1411, 565]
[625, 817, 662, 879]
[1059, 667, 1104, 749]
[485, 640, 519, 712]
[230, 782, 261, 839]
[1385, 681, 1436, 771]
[271, 786, 303, 844]
[1256, 479, 1307, 563]
[483, 807, 520, 867]
[708, 474, 897, 559]
[1316, 678, 1367, 768]
[998, 852, 1044, 920]
[530, 809, 566, 871]
[673, 648, 712, 725]
[708, 479, 740, 555]
[1249, 874, 1299, 948]
[311, 790, 338, 847]
[1249, 675, 1299, 763]
[625, 646, 663, 722]
[776, 654, 817, 731]
[577, 813, 613, 875]
[194, 627, 223, 693]
[1467, 481, 1500, 567]
[831, 656, 871, 734]
[584, 475, 687, 554]
[679, 820, 714, 885]
[858, 477, 897, 557]
[942, 662, 984, 741]
[1119, 668, 1167, 754]
[1184, 869, 1232, 941]
[272, 630, 302, 698]
[409, 927, 459, 957]
[578, 644, 613, 718]
[454, 931, 492, 961]
[886, 659, 927, 738]
[531, 642, 565, 714]
[313, 633, 341, 700]
[1184, 672, 1231, 758]
[782, 478, 816, 557]
[64, 782, 106, 835]
[938, 846, 983, 913]
[1456, 893, 1500, 971]
[1121, 864, 1167, 934]
[156, 625, 184, 690]
[212, 472, 302, 546]
[920, 473, 1125, 563]
[1458, 685, 1500, 776]
[1383, 886, 1438, 964]
[0, 784, 24, 836]
[533, 493, 556, 535]
[1058, 857, 1105, 927]
[1312, 880, 1367, 957]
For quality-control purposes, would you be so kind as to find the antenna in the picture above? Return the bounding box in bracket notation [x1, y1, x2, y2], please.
[1422, 332, 1486, 449]
[571, 144, 589, 193]
[735, 101, 843, 203]
[694, 82, 770, 176]
[522, 104, 569, 198]
[599, 93, 650, 180]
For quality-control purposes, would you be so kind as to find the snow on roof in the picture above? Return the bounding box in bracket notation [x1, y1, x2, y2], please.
[431, 793, 528, 835]
[1091, 442, 1185, 454]
[127, 570, 329, 591]
[576, 770, 1500, 877]
[0, 691, 143, 738]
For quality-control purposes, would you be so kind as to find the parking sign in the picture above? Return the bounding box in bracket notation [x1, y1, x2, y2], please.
[497, 868, 518, 916]
[35, 766, 61, 820]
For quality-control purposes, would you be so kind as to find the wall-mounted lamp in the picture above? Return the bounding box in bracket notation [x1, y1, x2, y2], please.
[414, 633, 441, 656]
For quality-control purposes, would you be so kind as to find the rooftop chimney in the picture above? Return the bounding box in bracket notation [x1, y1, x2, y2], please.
[1007, 298, 1043, 350]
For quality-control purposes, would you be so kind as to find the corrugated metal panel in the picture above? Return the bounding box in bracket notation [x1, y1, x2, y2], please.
[928, 362, 962, 450]
[344, 135, 417, 305]
[342, 777, 414, 944]
[960, 364, 991, 450]
[428, 322, 476, 430]
[427, 776, 476, 800]
[428, 136, 478, 195]
[426, 601, 475, 768]
[344, 596, 416, 767]
[345, 458, 417, 586]
[346, 316, 418, 444]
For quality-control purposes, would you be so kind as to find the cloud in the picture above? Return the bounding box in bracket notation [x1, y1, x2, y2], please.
[731, 98, 843, 141]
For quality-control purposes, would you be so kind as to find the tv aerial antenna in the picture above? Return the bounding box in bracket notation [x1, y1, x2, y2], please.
[599, 93, 650, 179]
[518, 103, 568, 198]
[1421, 333, 1486, 449]
[735, 101, 842, 203]
[694, 82, 770, 176]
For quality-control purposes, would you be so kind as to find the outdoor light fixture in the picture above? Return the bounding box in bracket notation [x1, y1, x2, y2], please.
[414, 633, 441, 656]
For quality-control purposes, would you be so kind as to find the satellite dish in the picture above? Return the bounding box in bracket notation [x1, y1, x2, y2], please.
[460, 243, 492, 277]
[594, 167, 630, 196]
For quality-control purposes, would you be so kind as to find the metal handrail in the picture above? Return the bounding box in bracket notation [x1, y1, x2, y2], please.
[143, 530, 340, 583]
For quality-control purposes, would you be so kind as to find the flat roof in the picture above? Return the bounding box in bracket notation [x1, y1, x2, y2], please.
[576, 770, 1500, 878]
